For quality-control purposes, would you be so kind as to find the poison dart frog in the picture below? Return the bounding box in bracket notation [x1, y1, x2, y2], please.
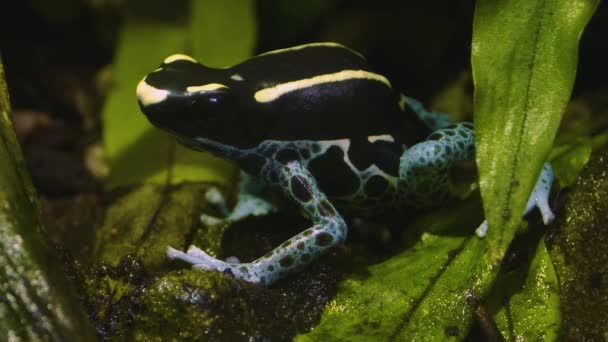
[136, 42, 555, 286]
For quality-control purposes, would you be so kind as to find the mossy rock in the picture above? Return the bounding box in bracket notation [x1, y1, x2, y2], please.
[132, 270, 255, 341]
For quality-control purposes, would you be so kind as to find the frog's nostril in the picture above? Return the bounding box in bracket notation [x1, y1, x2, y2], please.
[136, 78, 170, 107]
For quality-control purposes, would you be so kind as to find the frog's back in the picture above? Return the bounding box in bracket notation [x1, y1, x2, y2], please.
[231, 43, 430, 147]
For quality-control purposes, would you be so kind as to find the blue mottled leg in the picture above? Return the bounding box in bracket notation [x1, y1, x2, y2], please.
[475, 162, 555, 237]
[399, 94, 453, 130]
[168, 161, 346, 286]
[522, 163, 555, 223]
[398, 122, 475, 207]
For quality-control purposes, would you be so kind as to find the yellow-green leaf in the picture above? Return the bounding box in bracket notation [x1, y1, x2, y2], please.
[297, 197, 485, 341]
[472, 0, 598, 244]
[489, 238, 561, 340]
[95, 0, 255, 265]
[101, 0, 256, 190]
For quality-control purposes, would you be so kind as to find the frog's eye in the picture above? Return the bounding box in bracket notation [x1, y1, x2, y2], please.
[187, 84, 230, 111]
[189, 88, 233, 124]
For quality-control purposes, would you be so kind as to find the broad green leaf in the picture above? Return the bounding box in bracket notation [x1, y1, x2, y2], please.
[102, 1, 258, 189]
[472, 0, 598, 244]
[489, 238, 560, 340]
[190, 0, 256, 67]
[102, 18, 188, 188]
[298, 197, 485, 341]
[0, 59, 95, 341]
[302, 2, 598, 339]
[96, 1, 255, 264]
[549, 138, 592, 188]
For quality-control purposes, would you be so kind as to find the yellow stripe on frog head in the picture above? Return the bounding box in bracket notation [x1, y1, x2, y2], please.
[253, 70, 391, 103]
[163, 54, 198, 64]
[136, 78, 170, 106]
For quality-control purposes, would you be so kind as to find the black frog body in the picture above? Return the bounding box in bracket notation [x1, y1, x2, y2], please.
[138, 43, 435, 209]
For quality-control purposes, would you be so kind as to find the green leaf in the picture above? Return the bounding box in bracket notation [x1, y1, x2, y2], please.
[0, 59, 95, 341]
[301, 2, 598, 339]
[95, 0, 255, 264]
[190, 0, 257, 67]
[297, 197, 486, 341]
[489, 238, 561, 340]
[472, 0, 598, 242]
[549, 138, 592, 188]
[102, 0, 257, 190]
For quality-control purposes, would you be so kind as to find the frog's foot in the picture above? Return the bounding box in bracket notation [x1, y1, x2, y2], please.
[523, 162, 555, 224]
[169, 161, 346, 286]
[400, 94, 453, 131]
[168, 245, 219, 267]
[475, 162, 555, 238]
[200, 175, 276, 227]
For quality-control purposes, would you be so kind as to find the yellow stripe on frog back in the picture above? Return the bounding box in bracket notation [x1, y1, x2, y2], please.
[257, 42, 365, 59]
[253, 70, 391, 103]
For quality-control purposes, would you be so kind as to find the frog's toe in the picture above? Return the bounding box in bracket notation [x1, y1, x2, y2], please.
[524, 162, 555, 225]
[200, 214, 224, 226]
[185, 245, 214, 259]
[540, 206, 556, 225]
[167, 246, 211, 265]
[168, 245, 257, 281]
[475, 220, 489, 238]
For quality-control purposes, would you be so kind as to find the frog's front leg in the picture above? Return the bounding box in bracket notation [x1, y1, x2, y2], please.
[398, 122, 476, 207]
[398, 122, 556, 237]
[200, 172, 276, 227]
[399, 94, 453, 131]
[475, 162, 555, 237]
[167, 161, 347, 286]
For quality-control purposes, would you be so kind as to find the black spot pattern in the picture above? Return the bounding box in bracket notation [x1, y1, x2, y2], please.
[276, 148, 299, 163]
[347, 138, 376, 171]
[308, 145, 360, 197]
[237, 153, 266, 175]
[279, 255, 295, 268]
[317, 200, 336, 217]
[315, 232, 334, 246]
[372, 140, 402, 176]
[290, 176, 312, 202]
[299, 148, 311, 159]
[364, 175, 389, 197]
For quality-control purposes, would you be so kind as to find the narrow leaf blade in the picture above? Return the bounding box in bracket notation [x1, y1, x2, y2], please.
[472, 0, 598, 240]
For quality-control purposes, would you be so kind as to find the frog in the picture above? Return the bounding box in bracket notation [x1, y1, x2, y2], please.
[136, 42, 555, 286]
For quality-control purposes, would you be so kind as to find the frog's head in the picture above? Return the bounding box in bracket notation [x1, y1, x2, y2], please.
[137, 54, 245, 150]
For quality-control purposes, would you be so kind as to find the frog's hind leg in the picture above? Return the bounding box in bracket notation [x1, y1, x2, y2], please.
[167, 161, 347, 286]
[399, 94, 453, 131]
[398, 122, 476, 207]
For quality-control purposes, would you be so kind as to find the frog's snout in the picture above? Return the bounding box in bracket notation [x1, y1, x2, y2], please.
[136, 78, 170, 108]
